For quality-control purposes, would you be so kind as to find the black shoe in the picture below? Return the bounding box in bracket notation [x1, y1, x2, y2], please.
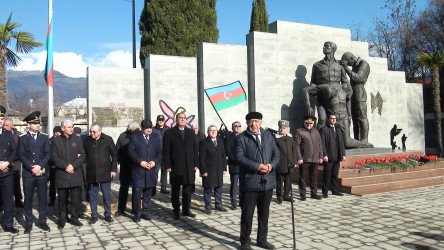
[241, 243, 252, 250]
[133, 216, 141, 223]
[24, 225, 32, 234]
[160, 188, 170, 194]
[115, 210, 123, 217]
[15, 201, 24, 208]
[151, 188, 157, 197]
[204, 209, 212, 215]
[173, 213, 180, 220]
[230, 205, 237, 210]
[70, 219, 83, 227]
[57, 220, 65, 229]
[332, 192, 344, 196]
[215, 206, 227, 212]
[311, 194, 322, 200]
[322, 193, 328, 198]
[300, 196, 306, 201]
[104, 216, 114, 223]
[276, 198, 282, 204]
[78, 213, 86, 219]
[37, 223, 50, 232]
[182, 211, 196, 217]
[283, 197, 293, 202]
[2, 225, 19, 234]
[89, 217, 98, 224]
[257, 241, 276, 250]
[141, 214, 151, 221]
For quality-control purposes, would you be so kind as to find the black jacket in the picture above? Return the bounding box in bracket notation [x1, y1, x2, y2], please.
[116, 130, 132, 180]
[235, 128, 280, 192]
[224, 132, 240, 174]
[83, 133, 118, 183]
[17, 131, 51, 178]
[163, 126, 198, 185]
[0, 128, 17, 178]
[319, 124, 345, 162]
[274, 134, 297, 174]
[51, 134, 86, 188]
[199, 136, 227, 188]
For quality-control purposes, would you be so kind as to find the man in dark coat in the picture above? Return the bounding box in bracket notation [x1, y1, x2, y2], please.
[163, 112, 198, 220]
[320, 113, 346, 198]
[128, 119, 162, 222]
[0, 106, 19, 233]
[115, 122, 140, 217]
[83, 123, 118, 224]
[3, 118, 23, 208]
[224, 121, 242, 210]
[18, 111, 51, 233]
[48, 126, 62, 206]
[153, 115, 169, 195]
[235, 112, 280, 250]
[295, 115, 323, 201]
[199, 125, 227, 214]
[274, 120, 297, 204]
[51, 119, 86, 229]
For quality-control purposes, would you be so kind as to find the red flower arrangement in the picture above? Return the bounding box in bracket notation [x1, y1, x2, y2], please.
[342, 154, 438, 170]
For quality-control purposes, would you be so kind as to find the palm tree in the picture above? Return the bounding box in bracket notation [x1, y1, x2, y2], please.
[0, 12, 43, 108]
[418, 51, 444, 157]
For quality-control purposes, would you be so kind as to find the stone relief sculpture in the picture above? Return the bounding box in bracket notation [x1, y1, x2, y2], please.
[302, 41, 373, 148]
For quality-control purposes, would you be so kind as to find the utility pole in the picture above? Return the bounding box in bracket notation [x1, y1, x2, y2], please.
[132, 0, 136, 68]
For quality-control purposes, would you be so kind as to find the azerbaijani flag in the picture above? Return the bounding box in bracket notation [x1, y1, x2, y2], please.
[44, 16, 54, 87]
[205, 81, 247, 111]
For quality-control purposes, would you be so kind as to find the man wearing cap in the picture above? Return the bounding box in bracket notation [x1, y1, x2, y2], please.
[320, 113, 346, 198]
[128, 119, 162, 222]
[0, 105, 19, 233]
[18, 111, 51, 233]
[51, 119, 86, 229]
[224, 121, 242, 210]
[153, 114, 169, 195]
[83, 123, 118, 224]
[115, 122, 140, 217]
[295, 115, 323, 201]
[274, 120, 297, 204]
[163, 112, 198, 220]
[48, 126, 62, 206]
[235, 111, 280, 250]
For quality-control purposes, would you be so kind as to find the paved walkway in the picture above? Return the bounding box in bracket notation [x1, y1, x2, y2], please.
[1, 175, 443, 249]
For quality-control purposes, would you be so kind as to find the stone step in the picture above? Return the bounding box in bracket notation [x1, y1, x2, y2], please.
[341, 176, 444, 195]
[341, 168, 444, 186]
[341, 150, 424, 168]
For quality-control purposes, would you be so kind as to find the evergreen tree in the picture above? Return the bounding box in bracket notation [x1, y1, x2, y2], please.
[249, 0, 269, 32]
[139, 0, 218, 67]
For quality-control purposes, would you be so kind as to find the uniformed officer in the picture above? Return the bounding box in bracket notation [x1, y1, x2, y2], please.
[17, 111, 51, 233]
[0, 105, 19, 233]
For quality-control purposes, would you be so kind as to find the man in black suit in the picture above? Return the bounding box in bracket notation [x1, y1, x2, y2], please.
[319, 113, 346, 198]
[128, 119, 162, 222]
[163, 112, 198, 220]
[224, 121, 242, 210]
[0, 105, 19, 233]
[48, 126, 62, 206]
[83, 123, 118, 224]
[51, 119, 86, 229]
[18, 111, 51, 233]
[199, 125, 227, 214]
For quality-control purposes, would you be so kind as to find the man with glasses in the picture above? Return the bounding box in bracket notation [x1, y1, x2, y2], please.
[320, 113, 346, 198]
[235, 112, 280, 250]
[224, 121, 242, 210]
[295, 115, 323, 201]
[18, 111, 51, 233]
[83, 123, 117, 224]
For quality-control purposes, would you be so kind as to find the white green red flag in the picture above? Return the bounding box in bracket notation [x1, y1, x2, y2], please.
[44, 15, 53, 86]
[205, 81, 247, 111]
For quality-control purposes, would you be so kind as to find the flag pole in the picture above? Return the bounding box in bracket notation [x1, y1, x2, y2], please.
[47, 0, 54, 137]
[204, 91, 228, 129]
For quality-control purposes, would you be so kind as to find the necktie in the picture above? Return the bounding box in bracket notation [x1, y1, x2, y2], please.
[145, 135, 149, 144]
[31, 133, 36, 141]
[180, 129, 185, 140]
[213, 139, 217, 148]
[254, 134, 261, 147]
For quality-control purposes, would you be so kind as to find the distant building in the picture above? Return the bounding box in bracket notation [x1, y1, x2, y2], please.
[57, 97, 87, 118]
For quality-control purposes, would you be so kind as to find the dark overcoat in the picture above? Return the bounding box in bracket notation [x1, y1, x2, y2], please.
[224, 132, 240, 174]
[116, 130, 131, 181]
[275, 134, 297, 174]
[294, 127, 323, 163]
[17, 131, 51, 178]
[83, 133, 118, 183]
[128, 132, 162, 188]
[51, 134, 86, 188]
[163, 126, 198, 185]
[199, 136, 227, 188]
[319, 124, 345, 162]
[0, 128, 17, 178]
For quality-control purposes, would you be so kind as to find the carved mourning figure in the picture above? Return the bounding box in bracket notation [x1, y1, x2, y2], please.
[302, 41, 372, 149]
[340, 52, 370, 142]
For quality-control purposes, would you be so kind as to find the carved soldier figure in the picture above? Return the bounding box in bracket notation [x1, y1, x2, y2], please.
[340, 52, 370, 142]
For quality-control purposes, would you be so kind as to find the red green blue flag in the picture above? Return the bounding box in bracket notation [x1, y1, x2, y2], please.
[44, 17, 54, 87]
[205, 81, 247, 111]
